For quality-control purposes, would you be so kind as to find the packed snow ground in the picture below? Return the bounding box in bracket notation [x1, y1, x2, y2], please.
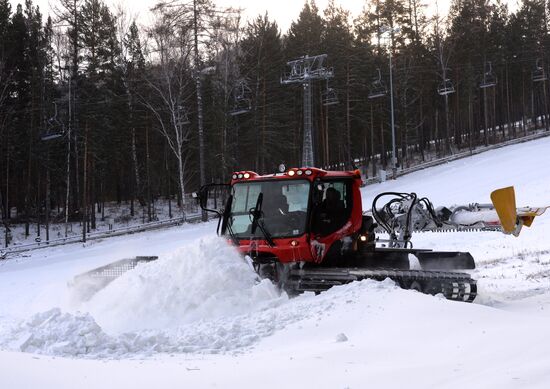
[1, 137, 550, 388]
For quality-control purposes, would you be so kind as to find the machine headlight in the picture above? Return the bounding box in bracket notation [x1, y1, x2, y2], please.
[232, 174, 237, 179]
[305, 169, 312, 175]
[297, 170, 303, 176]
[243, 173, 250, 179]
[288, 170, 295, 176]
[238, 173, 243, 179]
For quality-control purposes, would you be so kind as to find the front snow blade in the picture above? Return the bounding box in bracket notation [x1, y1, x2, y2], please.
[70, 256, 158, 301]
[490, 186, 518, 235]
[416, 251, 475, 270]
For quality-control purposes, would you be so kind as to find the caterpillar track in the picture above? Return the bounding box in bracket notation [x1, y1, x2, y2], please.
[285, 267, 477, 302]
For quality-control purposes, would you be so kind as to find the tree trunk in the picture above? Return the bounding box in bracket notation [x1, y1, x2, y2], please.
[346, 62, 352, 165]
[45, 154, 50, 242]
[177, 154, 185, 219]
[193, 0, 207, 222]
[146, 123, 152, 222]
[82, 123, 88, 243]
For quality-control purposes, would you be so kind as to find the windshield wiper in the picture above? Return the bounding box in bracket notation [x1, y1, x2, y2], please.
[220, 195, 240, 246]
[226, 219, 240, 246]
[257, 220, 275, 247]
[250, 193, 275, 247]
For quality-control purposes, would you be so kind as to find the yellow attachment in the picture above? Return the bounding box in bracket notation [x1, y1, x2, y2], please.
[517, 207, 549, 227]
[490, 186, 518, 234]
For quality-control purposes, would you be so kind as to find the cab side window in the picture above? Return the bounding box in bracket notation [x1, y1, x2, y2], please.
[312, 180, 352, 236]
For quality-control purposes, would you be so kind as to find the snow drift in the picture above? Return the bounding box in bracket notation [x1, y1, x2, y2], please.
[83, 236, 283, 333]
[0, 236, 407, 359]
[0, 276, 403, 358]
[0, 237, 301, 357]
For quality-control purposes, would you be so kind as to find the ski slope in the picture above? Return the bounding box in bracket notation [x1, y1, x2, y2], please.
[1, 137, 550, 388]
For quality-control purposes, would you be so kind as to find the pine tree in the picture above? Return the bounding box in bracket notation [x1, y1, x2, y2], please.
[0, 0, 12, 222]
[237, 13, 287, 173]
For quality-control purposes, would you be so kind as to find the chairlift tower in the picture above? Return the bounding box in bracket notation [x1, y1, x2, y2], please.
[480, 61, 497, 145]
[437, 67, 455, 154]
[321, 80, 339, 165]
[281, 54, 333, 167]
[367, 68, 387, 179]
[532, 59, 549, 132]
[376, 26, 400, 178]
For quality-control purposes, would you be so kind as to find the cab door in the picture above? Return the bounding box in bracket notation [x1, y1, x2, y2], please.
[309, 177, 362, 264]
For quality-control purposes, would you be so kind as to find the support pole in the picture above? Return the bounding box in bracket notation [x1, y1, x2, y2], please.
[389, 47, 397, 178]
[281, 54, 333, 168]
[302, 81, 314, 166]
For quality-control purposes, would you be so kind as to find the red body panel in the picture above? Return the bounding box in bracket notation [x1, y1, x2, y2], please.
[230, 167, 364, 264]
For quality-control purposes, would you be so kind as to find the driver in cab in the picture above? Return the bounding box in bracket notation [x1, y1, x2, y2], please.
[315, 187, 345, 235]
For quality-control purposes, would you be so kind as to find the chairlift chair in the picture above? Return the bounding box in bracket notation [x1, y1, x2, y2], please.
[230, 81, 252, 116]
[175, 105, 191, 127]
[533, 59, 547, 83]
[230, 99, 252, 116]
[40, 102, 65, 141]
[368, 68, 387, 99]
[41, 131, 63, 141]
[438, 79, 455, 96]
[479, 61, 497, 89]
[322, 87, 339, 106]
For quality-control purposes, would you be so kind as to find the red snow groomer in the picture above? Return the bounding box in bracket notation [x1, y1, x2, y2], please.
[198, 166, 547, 302]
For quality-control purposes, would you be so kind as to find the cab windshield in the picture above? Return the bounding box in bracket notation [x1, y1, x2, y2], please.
[229, 180, 310, 238]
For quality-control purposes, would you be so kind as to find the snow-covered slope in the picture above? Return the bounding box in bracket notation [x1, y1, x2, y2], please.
[361, 137, 550, 306]
[1, 137, 550, 389]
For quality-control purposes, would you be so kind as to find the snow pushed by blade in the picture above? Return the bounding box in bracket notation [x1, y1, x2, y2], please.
[0, 267, 403, 358]
[1, 237, 302, 358]
[85, 236, 282, 333]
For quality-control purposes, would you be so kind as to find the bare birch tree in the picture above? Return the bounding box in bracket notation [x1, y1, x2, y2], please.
[141, 10, 193, 214]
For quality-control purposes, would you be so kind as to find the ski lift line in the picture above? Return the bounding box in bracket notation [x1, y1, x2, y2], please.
[0, 57, 542, 120]
[4, 56, 550, 117]
[32, 48, 549, 87]
[15, 52, 544, 97]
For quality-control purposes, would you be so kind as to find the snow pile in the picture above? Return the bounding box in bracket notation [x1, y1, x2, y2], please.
[83, 236, 284, 333]
[0, 236, 304, 357]
[4, 309, 113, 356]
[0, 268, 401, 358]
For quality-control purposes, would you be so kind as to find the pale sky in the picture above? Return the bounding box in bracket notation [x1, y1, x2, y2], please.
[9, 0, 519, 33]
[8, 0, 449, 32]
